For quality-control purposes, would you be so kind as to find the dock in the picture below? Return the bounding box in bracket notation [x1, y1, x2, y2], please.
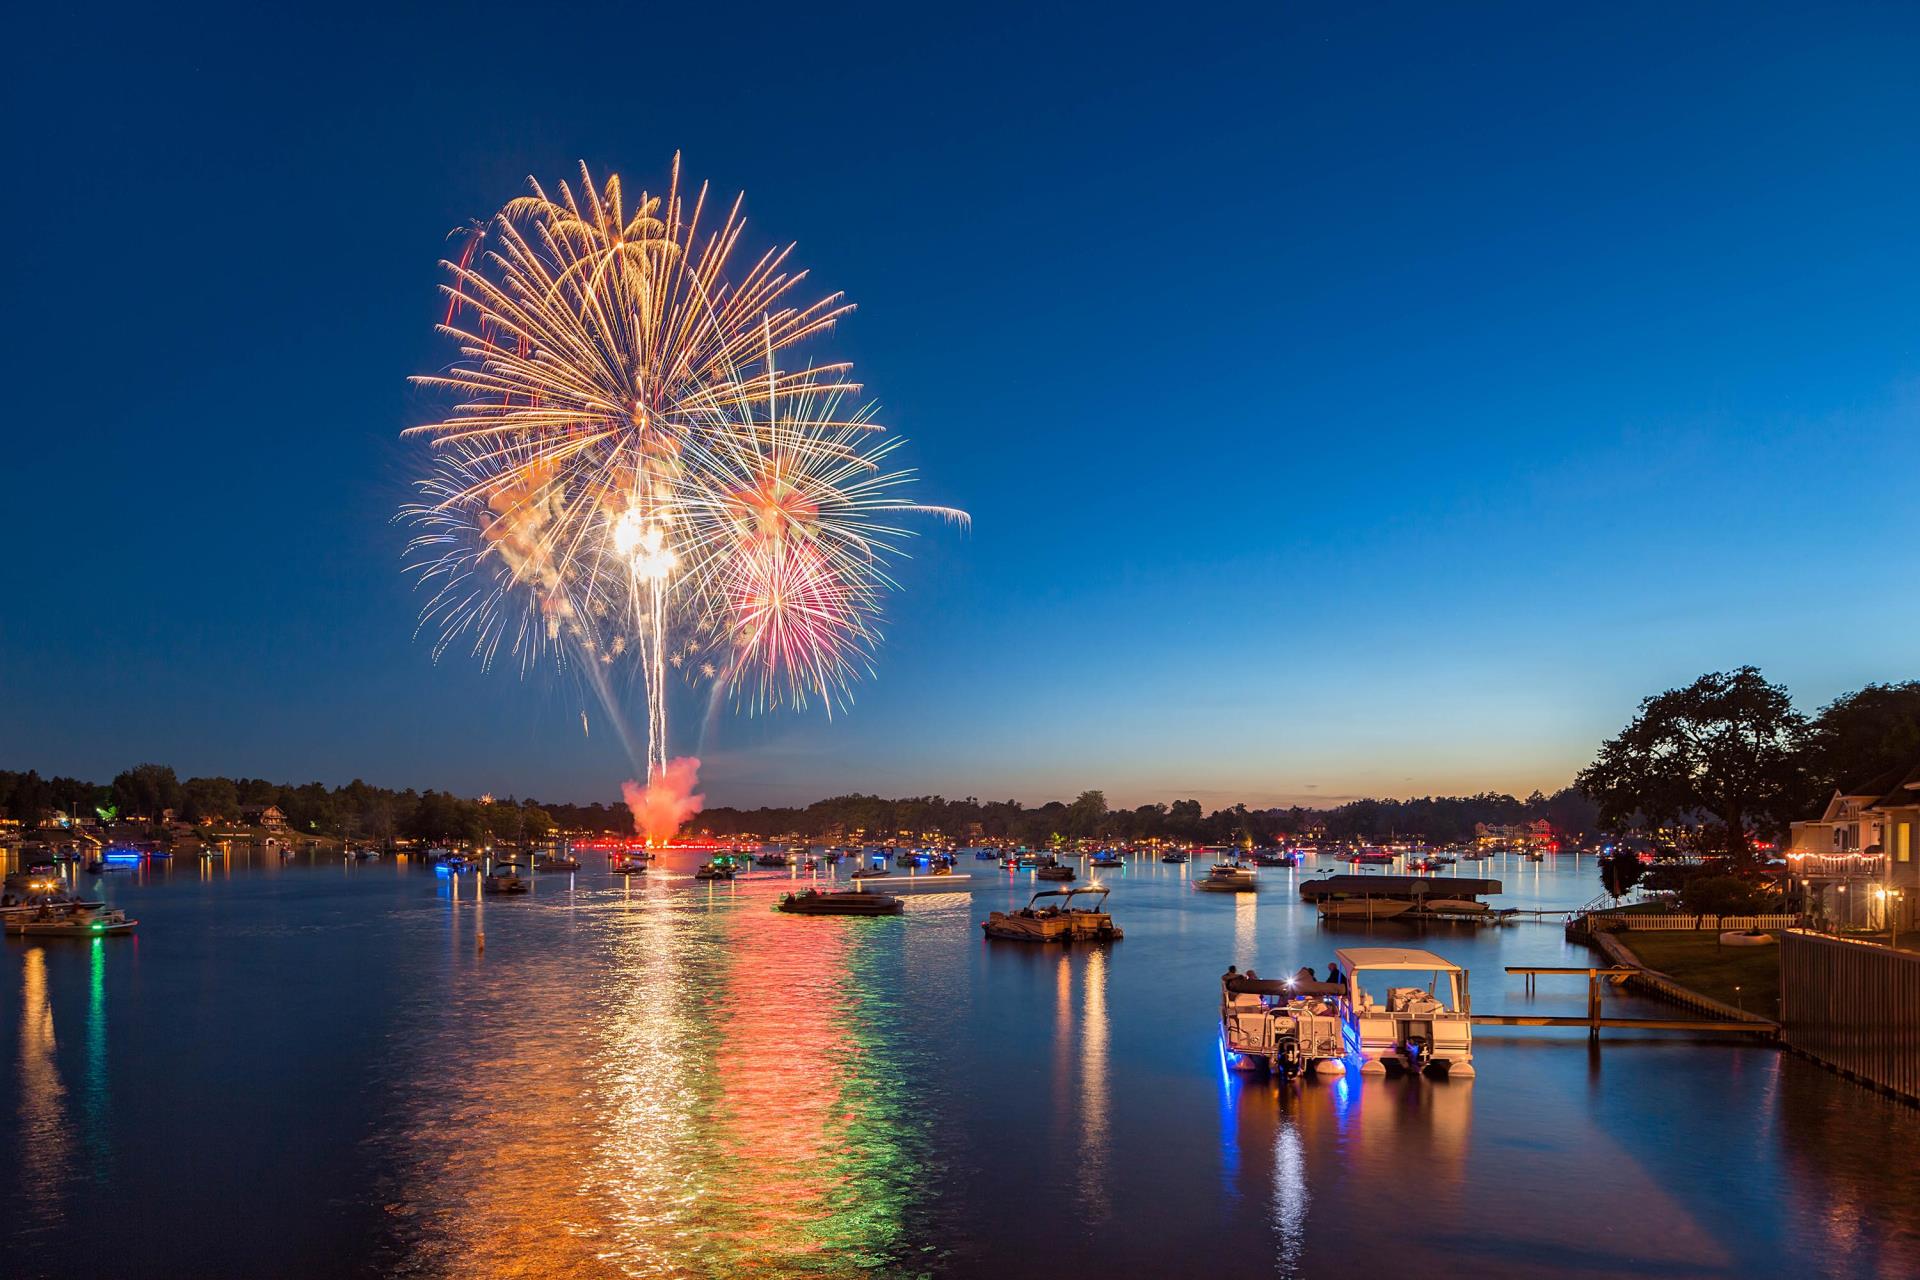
[1474, 966, 1779, 1041]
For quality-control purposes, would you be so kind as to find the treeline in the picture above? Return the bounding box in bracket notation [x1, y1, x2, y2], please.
[0, 764, 561, 845]
[0, 762, 1600, 848]
[691, 786, 1599, 846]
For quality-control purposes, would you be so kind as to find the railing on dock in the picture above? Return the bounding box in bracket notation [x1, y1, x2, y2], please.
[1779, 929, 1920, 1103]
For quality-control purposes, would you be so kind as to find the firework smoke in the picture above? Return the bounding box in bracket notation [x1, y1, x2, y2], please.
[622, 758, 706, 845]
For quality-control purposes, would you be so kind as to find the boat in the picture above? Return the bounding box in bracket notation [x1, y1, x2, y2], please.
[483, 862, 530, 894]
[1336, 946, 1475, 1076]
[1347, 848, 1395, 865]
[973, 849, 1000, 861]
[1193, 862, 1257, 893]
[1420, 898, 1489, 914]
[928, 860, 956, 877]
[1089, 851, 1123, 868]
[2, 868, 104, 917]
[1252, 851, 1299, 868]
[1316, 897, 1415, 921]
[534, 853, 581, 872]
[1035, 863, 1075, 882]
[6, 904, 137, 937]
[1407, 858, 1441, 873]
[850, 863, 889, 880]
[1160, 851, 1190, 864]
[1220, 973, 1348, 1077]
[756, 851, 793, 867]
[694, 861, 736, 881]
[610, 856, 647, 875]
[981, 886, 1123, 942]
[776, 888, 904, 917]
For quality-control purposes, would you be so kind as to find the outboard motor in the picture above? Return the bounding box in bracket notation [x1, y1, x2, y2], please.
[1403, 1029, 1431, 1073]
[1275, 1031, 1303, 1076]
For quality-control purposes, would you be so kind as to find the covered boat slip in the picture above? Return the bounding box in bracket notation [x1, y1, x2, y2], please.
[1298, 875, 1502, 901]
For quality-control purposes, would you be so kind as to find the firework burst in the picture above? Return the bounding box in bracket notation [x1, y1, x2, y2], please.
[401, 159, 963, 777]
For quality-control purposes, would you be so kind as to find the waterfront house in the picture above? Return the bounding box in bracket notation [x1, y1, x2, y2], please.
[240, 804, 288, 830]
[1788, 764, 1920, 930]
[1474, 819, 1553, 851]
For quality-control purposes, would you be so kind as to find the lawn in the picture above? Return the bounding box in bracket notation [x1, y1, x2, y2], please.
[1615, 931, 1780, 1016]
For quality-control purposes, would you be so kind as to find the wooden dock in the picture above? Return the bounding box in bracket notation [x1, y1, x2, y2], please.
[1475, 966, 1779, 1041]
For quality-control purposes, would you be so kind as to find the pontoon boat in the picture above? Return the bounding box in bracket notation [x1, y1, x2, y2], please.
[484, 862, 530, 894]
[982, 886, 1123, 942]
[1335, 946, 1475, 1076]
[1220, 974, 1347, 1076]
[6, 905, 137, 937]
[776, 888, 904, 917]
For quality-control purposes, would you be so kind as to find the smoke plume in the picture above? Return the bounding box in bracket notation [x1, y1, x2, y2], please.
[622, 757, 705, 844]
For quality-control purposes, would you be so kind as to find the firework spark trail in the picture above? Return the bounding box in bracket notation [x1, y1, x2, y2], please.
[400, 159, 966, 826]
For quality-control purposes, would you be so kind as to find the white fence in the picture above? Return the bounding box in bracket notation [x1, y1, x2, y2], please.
[1604, 913, 1798, 931]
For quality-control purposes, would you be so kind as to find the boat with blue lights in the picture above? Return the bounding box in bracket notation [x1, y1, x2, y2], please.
[1220, 973, 1347, 1077]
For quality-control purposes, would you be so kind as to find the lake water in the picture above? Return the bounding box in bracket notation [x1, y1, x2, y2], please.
[3, 848, 1918, 1278]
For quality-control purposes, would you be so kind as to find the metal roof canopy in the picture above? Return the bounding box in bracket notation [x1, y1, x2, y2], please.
[1335, 946, 1464, 972]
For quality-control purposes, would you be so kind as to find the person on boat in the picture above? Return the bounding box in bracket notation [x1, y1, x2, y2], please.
[1292, 966, 1317, 986]
[1325, 962, 1343, 985]
[1222, 964, 1239, 984]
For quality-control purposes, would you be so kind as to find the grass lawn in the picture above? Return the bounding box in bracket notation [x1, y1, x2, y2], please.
[1615, 931, 1779, 1016]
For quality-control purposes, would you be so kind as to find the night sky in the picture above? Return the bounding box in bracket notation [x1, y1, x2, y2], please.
[5, 3, 1917, 808]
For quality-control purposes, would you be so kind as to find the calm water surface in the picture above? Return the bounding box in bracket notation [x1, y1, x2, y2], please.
[3, 849, 1917, 1278]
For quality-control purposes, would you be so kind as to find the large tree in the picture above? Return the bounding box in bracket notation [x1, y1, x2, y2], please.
[1803, 681, 1920, 793]
[1576, 666, 1808, 861]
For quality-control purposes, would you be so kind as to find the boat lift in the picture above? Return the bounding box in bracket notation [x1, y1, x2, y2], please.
[1472, 966, 1778, 1041]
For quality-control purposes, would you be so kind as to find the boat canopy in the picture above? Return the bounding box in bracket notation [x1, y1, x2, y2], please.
[1300, 875, 1501, 900]
[1224, 976, 1344, 997]
[1025, 886, 1111, 907]
[1335, 946, 1464, 973]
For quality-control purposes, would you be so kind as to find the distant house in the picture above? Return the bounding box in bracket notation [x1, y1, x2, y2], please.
[1788, 763, 1920, 929]
[240, 804, 287, 830]
[1474, 819, 1553, 851]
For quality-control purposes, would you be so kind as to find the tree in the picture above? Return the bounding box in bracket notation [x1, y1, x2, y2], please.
[181, 776, 240, 823]
[1803, 681, 1920, 794]
[1598, 850, 1643, 899]
[1577, 666, 1808, 861]
[1065, 790, 1107, 838]
[111, 763, 182, 821]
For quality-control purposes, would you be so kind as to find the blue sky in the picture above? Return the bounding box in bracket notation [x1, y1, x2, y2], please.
[3, 3, 1917, 808]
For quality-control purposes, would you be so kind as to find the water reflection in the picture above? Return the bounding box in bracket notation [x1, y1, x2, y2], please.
[1076, 947, 1110, 1223]
[373, 888, 941, 1277]
[1233, 892, 1257, 970]
[18, 947, 71, 1235]
[1271, 1113, 1306, 1277]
